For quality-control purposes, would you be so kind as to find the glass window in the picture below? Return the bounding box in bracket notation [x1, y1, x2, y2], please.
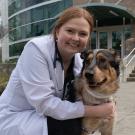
[124, 26, 132, 41]
[9, 18, 16, 29]
[112, 31, 121, 51]
[8, 0, 73, 42]
[9, 27, 21, 41]
[32, 6, 44, 22]
[43, 20, 49, 35]
[15, 15, 21, 27]
[47, 2, 64, 18]
[20, 11, 31, 26]
[9, 29, 16, 42]
[63, 0, 73, 8]
[32, 22, 44, 37]
[25, 25, 32, 38]
[124, 26, 132, 56]
[16, 27, 22, 40]
[8, 0, 52, 16]
[9, 41, 27, 57]
[91, 31, 97, 49]
[8, 1, 16, 16]
[15, 0, 21, 10]
[9, 15, 21, 28]
[99, 32, 108, 49]
[48, 18, 57, 33]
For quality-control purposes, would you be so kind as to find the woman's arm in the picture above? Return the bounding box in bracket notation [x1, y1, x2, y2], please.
[18, 41, 85, 120]
[84, 102, 116, 118]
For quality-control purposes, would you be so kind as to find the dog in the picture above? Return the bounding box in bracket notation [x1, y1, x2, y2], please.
[74, 49, 120, 135]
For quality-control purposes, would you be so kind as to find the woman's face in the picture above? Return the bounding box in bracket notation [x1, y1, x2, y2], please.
[56, 17, 90, 56]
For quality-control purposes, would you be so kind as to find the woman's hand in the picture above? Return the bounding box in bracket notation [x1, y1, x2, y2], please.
[84, 102, 116, 119]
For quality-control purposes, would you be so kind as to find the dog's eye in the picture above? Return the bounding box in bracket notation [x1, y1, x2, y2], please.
[85, 58, 91, 65]
[100, 57, 106, 63]
[97, 58, 109, 69]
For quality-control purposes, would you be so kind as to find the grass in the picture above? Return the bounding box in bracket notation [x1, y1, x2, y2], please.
[0, 72, 9, 95]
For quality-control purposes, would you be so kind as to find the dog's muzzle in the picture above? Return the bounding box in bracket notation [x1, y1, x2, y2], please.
[85, 72, 94, 82]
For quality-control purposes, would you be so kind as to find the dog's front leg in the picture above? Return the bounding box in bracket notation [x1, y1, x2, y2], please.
[82, 117, 101, 135]
[100, 118, 114, 135]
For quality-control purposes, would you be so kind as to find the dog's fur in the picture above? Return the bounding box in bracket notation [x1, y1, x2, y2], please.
[74, 49, 120, 135]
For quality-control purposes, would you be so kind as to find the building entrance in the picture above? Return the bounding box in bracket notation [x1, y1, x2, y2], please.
[91, 26, 131, 57]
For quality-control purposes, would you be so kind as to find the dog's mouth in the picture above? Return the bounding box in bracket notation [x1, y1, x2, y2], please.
[88, 78, 107, 87]
[95, 78, 107, 86]
[85, 72, 107, 87]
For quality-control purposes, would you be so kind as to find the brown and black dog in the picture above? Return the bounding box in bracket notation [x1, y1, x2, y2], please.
[75, 49, 120, 135]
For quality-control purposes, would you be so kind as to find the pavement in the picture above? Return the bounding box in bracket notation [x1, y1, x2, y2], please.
[94, 82, 135, 135]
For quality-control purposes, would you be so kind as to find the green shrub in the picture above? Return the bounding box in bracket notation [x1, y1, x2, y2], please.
[0, 72, 9, 95]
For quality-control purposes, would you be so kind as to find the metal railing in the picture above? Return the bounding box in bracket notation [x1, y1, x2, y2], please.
[121, 48, 135, 82]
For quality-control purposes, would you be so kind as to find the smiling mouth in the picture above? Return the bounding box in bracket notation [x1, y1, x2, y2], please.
[68, 42, 79, 47]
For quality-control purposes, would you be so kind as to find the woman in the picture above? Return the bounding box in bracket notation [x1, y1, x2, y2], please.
[0, 7, 115, 135]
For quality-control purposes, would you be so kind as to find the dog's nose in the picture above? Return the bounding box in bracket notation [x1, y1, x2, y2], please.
[85, 72, 94, 80]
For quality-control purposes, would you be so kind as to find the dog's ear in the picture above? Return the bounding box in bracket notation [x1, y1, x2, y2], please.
[108, 48, 121, 77]
[80, 49, 88, 59]
[108, 48, 117, 56]
[108, 48, 121, 63]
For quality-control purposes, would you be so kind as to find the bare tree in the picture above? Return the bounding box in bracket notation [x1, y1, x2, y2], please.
[0, 25, 8, 39]
[0, 24, 9, 62]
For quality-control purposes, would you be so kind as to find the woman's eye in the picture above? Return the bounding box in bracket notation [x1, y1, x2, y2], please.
[66, 29, 74, 34]
[79, 32, 88, 37]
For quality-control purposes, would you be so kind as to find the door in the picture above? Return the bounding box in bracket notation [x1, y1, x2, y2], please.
[112, 31, 122, 55]
[91, 28, 123, 53]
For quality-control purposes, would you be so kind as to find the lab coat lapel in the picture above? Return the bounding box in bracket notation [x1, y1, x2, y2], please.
[54, 61, 64, 97]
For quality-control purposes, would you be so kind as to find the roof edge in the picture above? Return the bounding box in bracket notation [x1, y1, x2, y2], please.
[76, 2, 135, 18]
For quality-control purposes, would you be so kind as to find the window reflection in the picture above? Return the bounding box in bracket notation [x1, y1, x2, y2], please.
[8, 0, 73, 57]
[112, 31, 121, 51]
[9, 41, 27, 57]
[91, 31, 97, 49]
[9, 18, 56, 42]
[8, 0, 73, 16]
[32, 7, 44, 22]
[99, 32, 107, 49]
[32, 22, 44, 36]
[8, 0, 49, 16]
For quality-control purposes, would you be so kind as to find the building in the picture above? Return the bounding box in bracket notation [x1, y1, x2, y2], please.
[1, 0, 135, 62]
[0, 16, 2, 48]
[74, 0, 135, 57]
[0, 7, 3, 61]
[0, 0, 9, 62]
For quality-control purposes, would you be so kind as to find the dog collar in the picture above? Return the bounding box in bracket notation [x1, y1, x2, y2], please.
[82, 127, 95, 134]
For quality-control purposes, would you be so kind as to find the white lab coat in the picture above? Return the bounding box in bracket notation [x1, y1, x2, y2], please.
[0, 35, 85, 135]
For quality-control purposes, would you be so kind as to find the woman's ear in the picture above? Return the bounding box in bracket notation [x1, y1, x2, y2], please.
[55, 28, 59, 40]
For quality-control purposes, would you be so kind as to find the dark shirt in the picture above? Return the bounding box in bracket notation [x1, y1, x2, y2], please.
[47, 57, 82, 135]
